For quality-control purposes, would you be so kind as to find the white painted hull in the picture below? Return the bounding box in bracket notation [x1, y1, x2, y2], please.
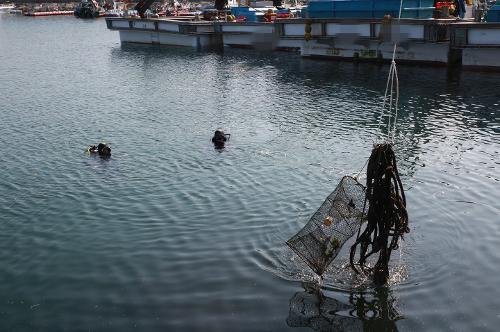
[451, 23, 500, 68]
[462, 48, 500, 68]
[278, 19, 450, 64]
[0, 5, 15, 13]
[105, 17, 500, 69]
[220, 23, 275, 49]
[301, 39, 449, 64]
[119, 30, 214, 48]
[107, 17, 221, 49]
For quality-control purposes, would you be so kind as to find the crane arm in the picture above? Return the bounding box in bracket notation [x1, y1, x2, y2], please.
[134, 0, 156, 18]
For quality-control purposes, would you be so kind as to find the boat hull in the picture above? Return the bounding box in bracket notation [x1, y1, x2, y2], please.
[119, 30, 217, 48]
[107, 18, 221, 49]
[450, 23, 500, 69]
[105, 17, 500, 70]
[220, 23, 276, 50]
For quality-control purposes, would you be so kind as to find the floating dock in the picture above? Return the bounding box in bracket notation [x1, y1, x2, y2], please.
[105, 16, 500, 70]
[276, 18, 452, 65]
[106, 17, 221, 49]
[24, 11, 74, 16]
[450, 22, 500, 70]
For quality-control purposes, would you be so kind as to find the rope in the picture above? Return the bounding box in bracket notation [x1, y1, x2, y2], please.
[375, 0, 404, 145]
[350, 0, 409, 285]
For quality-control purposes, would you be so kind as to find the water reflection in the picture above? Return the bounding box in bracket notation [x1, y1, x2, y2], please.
[287, 282, 401, 331]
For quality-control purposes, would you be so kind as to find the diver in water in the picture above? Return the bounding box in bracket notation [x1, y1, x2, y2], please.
[88, 143, 111, 156]
[212, 129, 230, 149]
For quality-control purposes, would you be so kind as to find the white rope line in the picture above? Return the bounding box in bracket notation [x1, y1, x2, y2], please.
[387, 62, 395, 138]
[375, 0, 403, 145]
[360, 0, 403, 177]
[391, 63, 400, 143]
[398, 0, 403, 24]
[376, 61, 394, 137]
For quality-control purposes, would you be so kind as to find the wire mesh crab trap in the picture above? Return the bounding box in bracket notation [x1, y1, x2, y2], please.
[286, 176, 367, 276]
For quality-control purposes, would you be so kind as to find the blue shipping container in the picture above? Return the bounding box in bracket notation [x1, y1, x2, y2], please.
[400, 8, 419, 18]
[373, 9, 399, 17]
[306, 0, 437, 19]
[307, 10, 336, 18]
[419, 0, 435, 7]
[307, 1, 335, 11]
[334, 1, 374, 10]
[335, 10, 374, 18]
[417, 7, 435, 18]
[486, 6, 500, 22]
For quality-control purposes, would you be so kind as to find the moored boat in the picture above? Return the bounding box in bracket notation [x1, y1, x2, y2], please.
[105, 0, 500, 70]
[24, 11, 74, 16]
[0, 3, 15, 12]
[74, 0, 105, 18]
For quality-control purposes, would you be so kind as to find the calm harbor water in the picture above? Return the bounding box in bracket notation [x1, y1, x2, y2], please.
[0, 14, 499, 332]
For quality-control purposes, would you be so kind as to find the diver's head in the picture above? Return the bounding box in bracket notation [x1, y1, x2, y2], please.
[97, 143, 111, 156]
[213, 129, 225, 139]
[212, 129, 227, 148]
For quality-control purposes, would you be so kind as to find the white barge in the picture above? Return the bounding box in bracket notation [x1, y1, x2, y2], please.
[105, 16, 500, 70]
[106, 17, 221, 49]
[219, 22, 276, 49]
[450, 22, 500, 69]
[276, 18, 452, 64]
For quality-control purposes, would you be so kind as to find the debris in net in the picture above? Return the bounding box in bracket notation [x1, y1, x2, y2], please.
[350, 143, 409, 285]
[286, 176, 367, 276]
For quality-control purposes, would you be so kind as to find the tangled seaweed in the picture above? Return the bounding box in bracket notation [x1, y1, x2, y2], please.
[350, 143, 409, 285]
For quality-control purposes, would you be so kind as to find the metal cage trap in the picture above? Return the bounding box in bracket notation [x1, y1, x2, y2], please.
[286, 176, 367, 276]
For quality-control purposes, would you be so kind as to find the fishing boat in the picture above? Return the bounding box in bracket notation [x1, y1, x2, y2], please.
[24, 10, 74, 16]
[74, 0, 105, 18]
[0, 3, 14, 12]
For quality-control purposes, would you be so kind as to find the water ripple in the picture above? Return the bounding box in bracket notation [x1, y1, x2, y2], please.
[0, 14, 499, 332]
